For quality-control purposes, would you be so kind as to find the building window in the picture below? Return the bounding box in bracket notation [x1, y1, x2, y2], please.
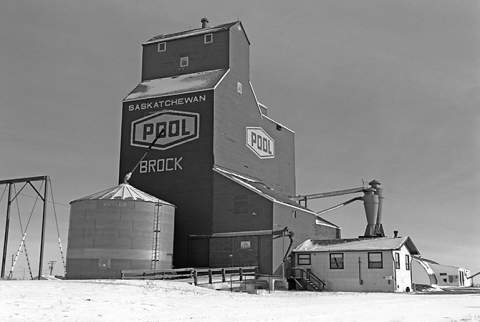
[395, 253, 400, 269]
[237, 82, 242, 94]
[368, 252, 383, 269]
[180, 57, 188, 67]
[158, 42, 166, 52]
[298, 254, 311, 265]
[405, 254, 410, 270]
[330, 253, 344, 269]
[204, 33, 213, 43]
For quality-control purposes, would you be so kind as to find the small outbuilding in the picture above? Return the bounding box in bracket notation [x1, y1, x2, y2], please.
[412, 257, 473, 287]
[291, 237, 420, 292]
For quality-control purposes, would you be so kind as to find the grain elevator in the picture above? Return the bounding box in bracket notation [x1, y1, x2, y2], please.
[118, 19, 340, 275]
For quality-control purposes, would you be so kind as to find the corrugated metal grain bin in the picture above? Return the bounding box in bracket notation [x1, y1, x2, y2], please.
[66, 183, 175, 279]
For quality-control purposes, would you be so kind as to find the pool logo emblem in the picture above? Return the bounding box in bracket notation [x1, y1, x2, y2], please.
[246, 127, 275, 159]
[131, 110, 200, 150]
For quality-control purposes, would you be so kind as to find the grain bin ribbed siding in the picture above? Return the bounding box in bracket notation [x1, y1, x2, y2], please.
[66, 183, 175, 279]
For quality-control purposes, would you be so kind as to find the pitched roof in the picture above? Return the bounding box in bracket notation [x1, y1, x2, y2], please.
[294, 236, 420, 255]
[414, 257, 439, 265]
[213, 166, 339, 229]
[123, 69, 228, 102]
[71, 183, 174, 206]
[144, 21, 248, 45]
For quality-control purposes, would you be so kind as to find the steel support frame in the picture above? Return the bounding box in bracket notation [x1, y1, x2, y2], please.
[0, 175, 49, 280]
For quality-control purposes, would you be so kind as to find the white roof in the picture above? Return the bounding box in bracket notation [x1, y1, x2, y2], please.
[123, 69, 227, 102]
[71, 183, 174, 205]
[294, 237, 420, 255]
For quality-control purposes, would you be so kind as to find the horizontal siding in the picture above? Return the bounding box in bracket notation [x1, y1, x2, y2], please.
[213, 69, 296, 197]
[119, 91, 215, 268]
[273, 202, 338, 275]
[117, 23, 301, 275]
[142, 31, 229, 81]
[212, 172, 273, 233]
[297, 250, 396, 292]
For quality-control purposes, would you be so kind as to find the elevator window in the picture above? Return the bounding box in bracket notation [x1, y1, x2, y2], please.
[204, 33, 213, 43]
[158, 42, 166, 52]
[180, 57, 188, 67]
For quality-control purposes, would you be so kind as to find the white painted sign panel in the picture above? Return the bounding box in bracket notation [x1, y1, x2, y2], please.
[246, 127, 275, 159]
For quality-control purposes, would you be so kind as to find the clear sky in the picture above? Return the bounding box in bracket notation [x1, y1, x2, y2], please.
[1, 0, 479, 278]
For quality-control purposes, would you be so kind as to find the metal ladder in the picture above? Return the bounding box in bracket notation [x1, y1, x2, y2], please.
[151, 203, 161, 270]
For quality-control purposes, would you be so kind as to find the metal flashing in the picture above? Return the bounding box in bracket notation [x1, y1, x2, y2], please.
[294, 236, 420, 255]
[143, 21, 240, 45]
[249, 81, 294, 133]
[213, 166, 339, 229]
[213, 69, 230, 90]
[248, 81, 264, 118]
[123, 69, 228, 102]
[71, 183, 174, 205]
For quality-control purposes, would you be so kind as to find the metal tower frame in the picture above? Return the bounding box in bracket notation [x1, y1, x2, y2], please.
[0, 175, 49, 280]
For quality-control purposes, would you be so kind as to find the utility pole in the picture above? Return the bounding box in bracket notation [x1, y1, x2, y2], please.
[48, 261, 56, 276]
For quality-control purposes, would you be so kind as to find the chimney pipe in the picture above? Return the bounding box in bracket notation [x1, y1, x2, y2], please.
[394, 230, 398, 238]
[201, 17, 209, 28]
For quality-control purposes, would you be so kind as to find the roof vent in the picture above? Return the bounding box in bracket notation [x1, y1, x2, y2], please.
[201, 17, 209, 28]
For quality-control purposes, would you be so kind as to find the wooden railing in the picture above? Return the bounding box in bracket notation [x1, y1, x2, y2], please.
[121, 266, 257, 287]
[121, 268, 193, 281]
[289, 267, 326, 291]
[192, 266, 257, 286]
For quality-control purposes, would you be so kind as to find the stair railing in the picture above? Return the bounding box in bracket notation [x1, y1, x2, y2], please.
[289, 267, 326, 291]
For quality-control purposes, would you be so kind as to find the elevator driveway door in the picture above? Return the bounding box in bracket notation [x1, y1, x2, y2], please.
[209, 236, 258, 268]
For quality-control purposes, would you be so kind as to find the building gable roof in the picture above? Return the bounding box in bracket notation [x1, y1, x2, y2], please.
[213, 166, 339, 229]
[143, 21, 250, 45]
[123, 68, 228, 102]
[294, 236, 420, 255]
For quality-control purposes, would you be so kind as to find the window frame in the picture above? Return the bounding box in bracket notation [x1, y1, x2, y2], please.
[297, 253, 311, 265]
[329, 253, 344, 269]
[405, 254, 410, 270]
[158, 42, 166, 52]
[368, 252, 383, 269]
[204, 33, 213, 44]
[180, 57, 188, 67]
[395, 253, 400, 269]
[291, 210, 297, 219]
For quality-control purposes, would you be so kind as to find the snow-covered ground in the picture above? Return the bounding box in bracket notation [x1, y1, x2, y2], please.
[1, 279, 479, 322]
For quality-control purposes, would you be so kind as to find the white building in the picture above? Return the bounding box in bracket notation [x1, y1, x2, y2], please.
[412, 257, 473, 287]
[291, 237, 420, 292]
